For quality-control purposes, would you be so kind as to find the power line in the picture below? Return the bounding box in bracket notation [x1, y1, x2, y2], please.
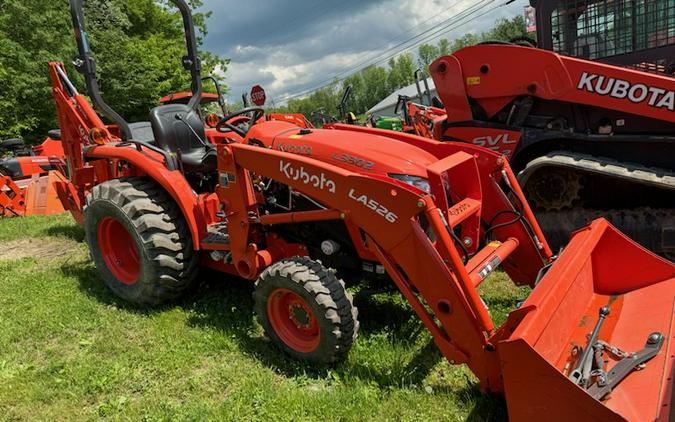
[275, 0, 496, 102]
[277, 0, 497, 102]
[275, 0, 503, 103]
[329, 0, 495, 81]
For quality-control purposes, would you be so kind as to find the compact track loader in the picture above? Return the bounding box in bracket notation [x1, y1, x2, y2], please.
[389, 0, 675, 260]
[49, 1, 675, 420]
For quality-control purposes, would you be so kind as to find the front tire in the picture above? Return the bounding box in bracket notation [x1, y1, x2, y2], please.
[254, 257, 359, 363]
[84, 177, 198, 306]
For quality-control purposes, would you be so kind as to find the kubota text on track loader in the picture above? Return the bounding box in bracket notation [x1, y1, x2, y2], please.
[50, 0, 674, 420]
[361, 0, 675, 261]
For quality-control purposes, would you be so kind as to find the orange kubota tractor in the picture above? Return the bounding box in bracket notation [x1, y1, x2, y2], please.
[0, 133, 67, 217]
[52, 1, 674, 420]
[380, 0, 675, 260]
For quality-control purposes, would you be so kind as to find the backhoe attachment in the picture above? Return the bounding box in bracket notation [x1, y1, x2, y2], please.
[1, 171, 66, 217]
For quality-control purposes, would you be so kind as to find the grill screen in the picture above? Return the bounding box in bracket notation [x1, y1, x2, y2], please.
[549, 0, 674, 71]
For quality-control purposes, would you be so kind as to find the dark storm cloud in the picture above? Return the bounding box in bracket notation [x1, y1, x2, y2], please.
[200, 0, 387, 54]
[198, 0, 527, 104]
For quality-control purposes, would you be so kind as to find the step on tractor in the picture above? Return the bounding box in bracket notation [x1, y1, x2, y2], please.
[381, 0, 675, 261]
[51, 0, 674, 420]
[0, 133, 66, 217]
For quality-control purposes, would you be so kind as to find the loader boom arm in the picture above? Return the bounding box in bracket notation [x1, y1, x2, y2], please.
[432, 44, 674, 123]
[215, 136, 675, 419]
[217, 140, 553, 389]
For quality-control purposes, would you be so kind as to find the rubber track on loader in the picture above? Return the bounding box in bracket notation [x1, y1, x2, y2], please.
[518, 152, 675, 191]
[536, 207, 675, 260]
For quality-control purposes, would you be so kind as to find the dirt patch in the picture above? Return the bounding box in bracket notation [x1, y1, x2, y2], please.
[0, 237, 80, 262]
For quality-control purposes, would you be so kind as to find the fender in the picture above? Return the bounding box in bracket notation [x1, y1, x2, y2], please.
[86, 144, 206, 249]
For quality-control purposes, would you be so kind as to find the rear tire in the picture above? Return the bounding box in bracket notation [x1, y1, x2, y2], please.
[254, 257, 359, 363]
[84, 177, 198, 306]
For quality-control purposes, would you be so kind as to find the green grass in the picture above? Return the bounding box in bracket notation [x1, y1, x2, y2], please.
[0, 214, 526, 421]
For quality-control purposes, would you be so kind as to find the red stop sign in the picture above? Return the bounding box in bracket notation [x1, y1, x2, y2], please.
[250, 85, 266, 106]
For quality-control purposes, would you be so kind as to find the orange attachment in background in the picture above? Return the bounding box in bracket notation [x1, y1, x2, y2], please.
[1, 171, 66, 217]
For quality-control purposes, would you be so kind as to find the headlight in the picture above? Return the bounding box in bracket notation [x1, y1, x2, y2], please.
[388, 174, 431, 193]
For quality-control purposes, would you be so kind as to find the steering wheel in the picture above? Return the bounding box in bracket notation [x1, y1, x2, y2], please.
[216, 107, 265, 137]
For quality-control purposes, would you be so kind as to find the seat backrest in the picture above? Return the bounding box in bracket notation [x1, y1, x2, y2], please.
[149, 104, 206, 155]
[128, 122, 155, 144]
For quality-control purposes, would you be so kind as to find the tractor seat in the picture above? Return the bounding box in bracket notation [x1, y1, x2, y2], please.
[128, 122, 156, 144]
[149, 104, 216, 174]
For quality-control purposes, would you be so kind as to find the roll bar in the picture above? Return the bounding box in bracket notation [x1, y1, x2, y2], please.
[414, 69, 432, 106]
[337, 84, 353, 120]
[68, 0, 203, 141]
[202, 75, 226, 113]
[394, 95, 412, 126]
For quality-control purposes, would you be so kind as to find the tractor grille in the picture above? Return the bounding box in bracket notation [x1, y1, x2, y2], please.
[548, 0, 675, 74]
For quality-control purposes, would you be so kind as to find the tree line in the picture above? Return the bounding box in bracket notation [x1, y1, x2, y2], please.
[0, 3, 529, 143]
[0, 0, 227, 143]
[273, 16, 531, 123]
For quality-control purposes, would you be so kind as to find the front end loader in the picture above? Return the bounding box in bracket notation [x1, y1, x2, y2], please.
[49, 0, 675, 419]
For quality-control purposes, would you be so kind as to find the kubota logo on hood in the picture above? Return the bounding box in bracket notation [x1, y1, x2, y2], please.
[279, 160, 336, 193]
[577, 72, 674, 111]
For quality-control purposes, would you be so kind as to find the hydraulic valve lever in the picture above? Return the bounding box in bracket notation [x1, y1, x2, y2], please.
[569, 306, 610, 386]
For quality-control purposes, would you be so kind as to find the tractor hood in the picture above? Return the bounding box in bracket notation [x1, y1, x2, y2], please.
[246, 121, 436, 179]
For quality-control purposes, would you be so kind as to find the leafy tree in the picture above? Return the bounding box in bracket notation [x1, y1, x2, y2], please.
[0, 0, 226, 143]
[483, 15, 530, 43]
[361, 66, 388, 110]
[418, 43, 440, 72]
[450, 33, 481, 52]
[342, 75, 365, 114]
[394, 53, 416, 88]
[438, 38, 450, 56]
[386, 57, 403, 92]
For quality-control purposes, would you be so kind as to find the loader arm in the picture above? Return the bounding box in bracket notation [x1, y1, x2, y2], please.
[216, 141, 675, 419]
[218, 142, 530, 387]
[432, 44, 674, 123]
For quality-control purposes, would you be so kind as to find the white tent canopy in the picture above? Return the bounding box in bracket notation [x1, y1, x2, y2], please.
[367, 77, 437, 117]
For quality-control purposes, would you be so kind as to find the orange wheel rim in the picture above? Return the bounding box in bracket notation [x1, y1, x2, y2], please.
[97, 217, 140, 285]
[267, 288, 320, 353]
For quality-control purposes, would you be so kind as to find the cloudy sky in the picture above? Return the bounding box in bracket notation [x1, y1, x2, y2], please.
[198, 0, 528, 105]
